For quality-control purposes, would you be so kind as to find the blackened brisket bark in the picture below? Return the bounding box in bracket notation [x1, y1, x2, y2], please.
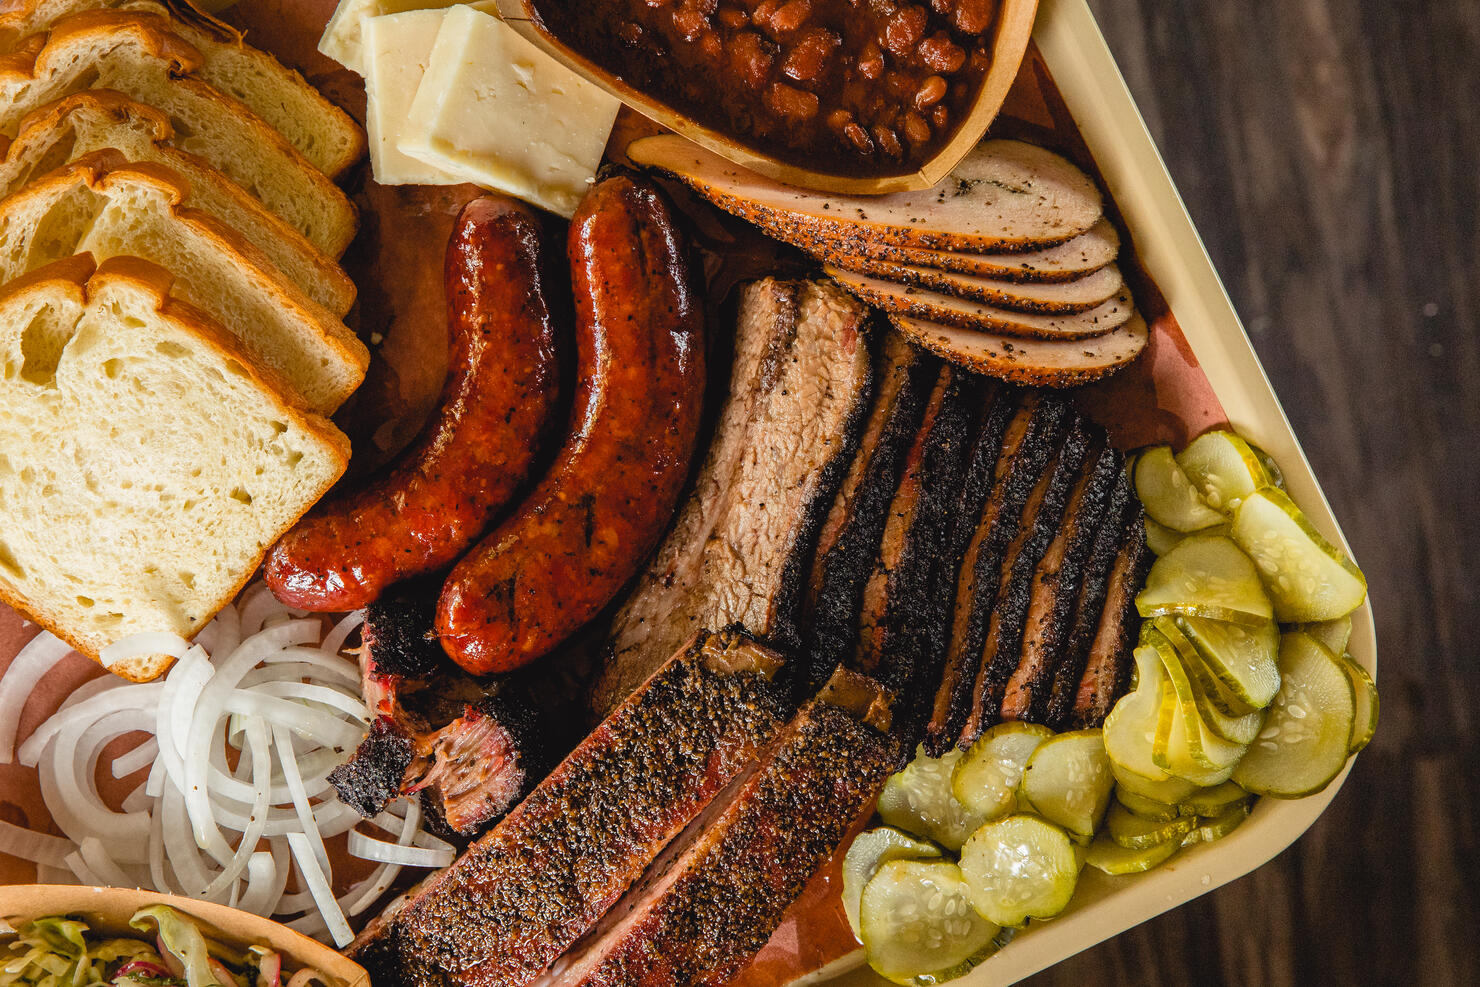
[597, 278, 874, 713]
[537, 670, 900, 987]
[348, 630, 792, 987]
[1070, 499, 1152, 727]
[927, 393, 1068, 753]
[1000, 442, 1124, 722]
[802, 336, 939, 693]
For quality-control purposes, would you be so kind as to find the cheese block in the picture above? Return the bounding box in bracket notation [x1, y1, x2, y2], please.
[363, 9, 463, 185]
[397, 5, 621, 216]
[319, 0, 482, 75]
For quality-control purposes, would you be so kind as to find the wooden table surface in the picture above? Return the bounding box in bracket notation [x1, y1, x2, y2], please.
[1029, 1, 1479, 983]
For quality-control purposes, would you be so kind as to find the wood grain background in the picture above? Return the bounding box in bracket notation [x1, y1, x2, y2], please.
[1027, 1, 1480, 983]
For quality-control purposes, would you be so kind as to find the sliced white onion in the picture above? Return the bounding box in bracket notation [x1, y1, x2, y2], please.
[347, 831, 454, 869]
[99, 632, 191, 671]
[0, 631, 72, 763]
[0, 819, 72, 867]
[286, 832, 352, 948]
[4, 581, 447, 943]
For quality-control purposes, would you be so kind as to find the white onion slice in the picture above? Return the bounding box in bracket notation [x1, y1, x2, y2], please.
[0, 631, 72, 763]
[18, 682, 165, 767]
[99, 632, 191, 671]
[76, 836, 136, 887]
[0, 819, 72, 867]
[112, 738, 159, 779]
[286, 832, 352, 948]
[347, 831, 454, 869]
[320, 612, 365, 659]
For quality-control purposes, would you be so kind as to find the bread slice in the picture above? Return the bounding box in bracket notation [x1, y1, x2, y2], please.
[0, 0, 365, 178]
[629, 134, 1104, 252]
[0, 91, 355, 314]
[0, 11, 358, 256]
[0, 151, 368, 412]
[0, 253, 350, 681]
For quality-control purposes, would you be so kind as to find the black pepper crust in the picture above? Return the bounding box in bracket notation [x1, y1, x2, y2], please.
[347, 630, 791, 987]
[328, 718, 413, 819]
[1071, 506, 1152, 729]
[1010, 440, 1124, 723]
[863, 366, 981, 743]
[964, 418, 1093, 744]
[927, 392, 1068, 753]
[567, 695, 902, 986]
[801, 344, 940, 693]
[363, 578, 451, 680]
[764, 308, 880, 666]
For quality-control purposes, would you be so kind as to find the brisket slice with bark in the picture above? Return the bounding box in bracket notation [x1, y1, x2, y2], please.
[347, 630, 793, 987]
[1068, 497, 1152, 728]
[596, 278, 874, 713]
[329, 582, 552, 837]
[535, 669, 899, 987]
[927, 392, 1068, 753]
[999, 442, 1124, 723]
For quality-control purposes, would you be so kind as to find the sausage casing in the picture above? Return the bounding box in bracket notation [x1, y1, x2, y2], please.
[436, 175, 706, 675]
[263, 196, 563, 611]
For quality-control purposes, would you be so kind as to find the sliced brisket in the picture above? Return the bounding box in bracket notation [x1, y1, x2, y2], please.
[348, 630, 793, 987]
[1069, 500, 1151, 728]
[597, 278, 873, 713]
[537, 670, 900, 987]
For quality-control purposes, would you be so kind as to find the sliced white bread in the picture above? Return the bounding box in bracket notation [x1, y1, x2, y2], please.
[891, 311, 1149, 388]
[0, 11, 358, 256]
[628, 134, 1103, 252]
[0, 0, 364, 177]
[0, 91, 355, 314]
[824, 260, 1125, 314]
[0, 152, 368, 412]
[828, 218, 1122, 284]
[827, 266, 1138, 339]
[0, 253, 350, 681]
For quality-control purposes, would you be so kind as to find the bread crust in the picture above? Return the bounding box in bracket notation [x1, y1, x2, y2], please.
[0, 253, 350, 681]
[0, 90, 356, 314]
[0, 10, 359, 256]
[0, 150, 368, 411]
[0, 0, 366, 177]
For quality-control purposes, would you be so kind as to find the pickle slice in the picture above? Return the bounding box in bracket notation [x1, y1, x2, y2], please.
[1104, 801, 1195, 850]
[1181, 780, 1250, 817]
[1232, 633, 1356, 798]
[1147, 631, 1247, 780]
[1176, 430, 1272, 512]
[1111, 764, 1201, 805]
[952, 722, 1054, 823]
[1103, 644, 1171, 787]
[1181, 801, 1251, 846]
[1152, 620, 1265, 744]
[1020, 730, 1115, 838]
[1303, 615, 1353, 657]
[1085, 829, 1180, 875]
[1113, 786, 1183, 822]
[1136, 535, 1274, 627]
[1175, 613, 1280, 712]
[841, 827, 943, 939]
[1231, 488, 1367, 622]
[878, 747, 988, 851]
[1134, 446, 1225, 532]
[860, 859, 999, 985]
[1339, 652, 1379, 755]
[959, 815, 1079, 928]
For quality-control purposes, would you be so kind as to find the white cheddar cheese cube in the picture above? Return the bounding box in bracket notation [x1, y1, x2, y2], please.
[363, 10, 464, 185]
[397, 6, 622, 218]
[319, 0, 495, 75]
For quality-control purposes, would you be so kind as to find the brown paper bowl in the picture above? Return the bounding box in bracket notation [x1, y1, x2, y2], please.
[492, 0, 1039, 195]
[0, 886, 368, 987]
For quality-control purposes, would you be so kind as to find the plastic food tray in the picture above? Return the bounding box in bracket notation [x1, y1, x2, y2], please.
[822, 0, 1376, 983]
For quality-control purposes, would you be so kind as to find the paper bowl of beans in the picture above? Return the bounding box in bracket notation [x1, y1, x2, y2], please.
[493, 0, 1039, 194]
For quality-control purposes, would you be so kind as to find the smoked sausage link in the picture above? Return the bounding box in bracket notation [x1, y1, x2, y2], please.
[436, 175, 706, 675]
[263, 196, 564, 611]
